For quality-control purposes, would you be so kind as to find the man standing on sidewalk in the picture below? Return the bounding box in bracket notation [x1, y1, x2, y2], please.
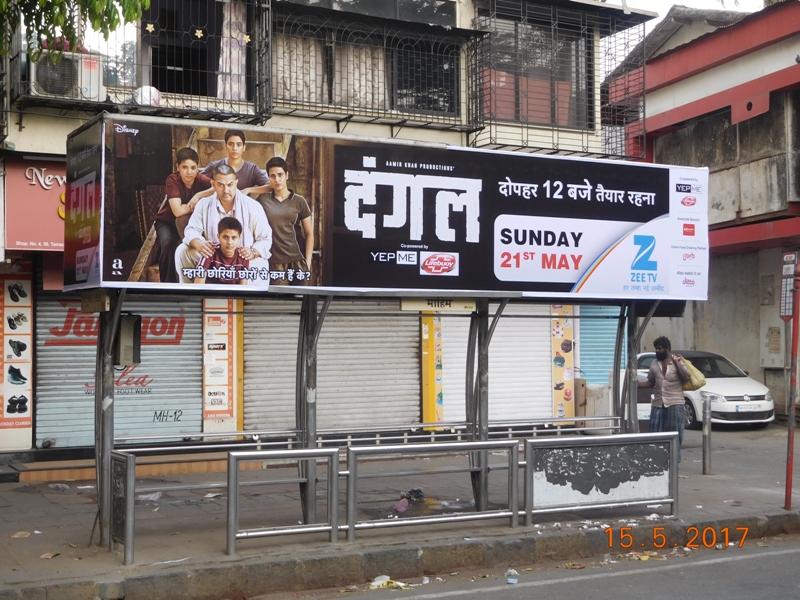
[638, 336, 691, 461]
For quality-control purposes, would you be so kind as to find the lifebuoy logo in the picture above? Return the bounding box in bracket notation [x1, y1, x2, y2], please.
[683, 224, 696, 236]
[420, 252, 459, 276]
[681, 196, 697, 207]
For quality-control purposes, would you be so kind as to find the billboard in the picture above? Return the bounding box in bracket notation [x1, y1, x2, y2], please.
[65, 114, 709, 300]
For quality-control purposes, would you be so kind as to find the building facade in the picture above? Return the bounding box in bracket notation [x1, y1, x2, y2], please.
[0, 0, 650, 453]
[640, 0, 799, 414]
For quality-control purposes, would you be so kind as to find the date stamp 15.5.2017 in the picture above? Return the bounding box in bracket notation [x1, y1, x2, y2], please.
[604, 526, 749, 549]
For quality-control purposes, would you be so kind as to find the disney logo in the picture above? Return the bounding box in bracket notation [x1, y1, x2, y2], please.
[114, 124, 139, 136]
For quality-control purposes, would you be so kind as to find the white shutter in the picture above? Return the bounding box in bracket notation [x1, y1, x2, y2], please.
[441, 303, 552, 423]
[35, 295, 203, 448]
[243, 297, 302, 431]
[243, 298, 421, 431]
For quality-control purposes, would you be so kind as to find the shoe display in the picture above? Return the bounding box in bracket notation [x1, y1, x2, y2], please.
[6, 315, 17, 330]
[12, 282, 27, 299]
[7, 365, 27, 385]
[7, 284, 18, 303]
[15, 395, 28, 414]
[8, 339, 26, 357]
[16, 312, 28, 323]
[6, 396, 18, 413]
[13, 314, 23, 327]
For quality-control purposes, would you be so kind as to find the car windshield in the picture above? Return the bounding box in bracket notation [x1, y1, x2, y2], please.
[688, 356, 747, 378]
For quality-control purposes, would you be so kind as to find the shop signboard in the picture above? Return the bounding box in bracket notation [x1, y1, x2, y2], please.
[4, 158, 67, 252]
[65, 114, 709, 300]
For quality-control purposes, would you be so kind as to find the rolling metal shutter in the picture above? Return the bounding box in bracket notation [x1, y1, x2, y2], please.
[440, 303, 552, 423]
[577, 305, 625, 385]
[242, 297, 302, 431]
[35, 295, 203, 448]
[243, 298, 421, 431]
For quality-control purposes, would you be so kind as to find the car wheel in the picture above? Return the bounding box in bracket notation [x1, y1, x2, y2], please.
[684, 399, 700, 430]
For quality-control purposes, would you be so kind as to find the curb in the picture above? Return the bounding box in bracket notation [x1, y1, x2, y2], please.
[2, 510, 800, 600]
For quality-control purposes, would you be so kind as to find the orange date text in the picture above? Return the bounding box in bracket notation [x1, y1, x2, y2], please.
[604, 526, 749, 549]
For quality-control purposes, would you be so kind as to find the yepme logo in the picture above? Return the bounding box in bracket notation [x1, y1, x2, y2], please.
[681, 196, 697, 207]
[420, 252, 459, 276]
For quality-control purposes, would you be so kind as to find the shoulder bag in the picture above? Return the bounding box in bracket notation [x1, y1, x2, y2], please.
[681, 358, 706, 391]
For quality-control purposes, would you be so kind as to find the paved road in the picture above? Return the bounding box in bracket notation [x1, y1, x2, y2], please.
[259, 534, 800, 600]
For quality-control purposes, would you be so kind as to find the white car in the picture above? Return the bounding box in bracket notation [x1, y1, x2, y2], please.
[636, 350, 775, 429]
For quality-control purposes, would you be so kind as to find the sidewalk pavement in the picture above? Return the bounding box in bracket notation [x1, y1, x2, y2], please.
[2, 424, 800, 600]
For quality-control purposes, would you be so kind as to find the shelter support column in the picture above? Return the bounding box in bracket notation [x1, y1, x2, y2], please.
[96, 290, 124, 549]
[298, 295, 331, 524]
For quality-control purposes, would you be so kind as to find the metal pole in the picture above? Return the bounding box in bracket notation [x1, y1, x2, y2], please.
[346, 448, 358, 542]
[123, 452, 136, 565]
[92, 313, 103, 546]
[327, 452, 339, 543]
[612, 305, 627, 428]
[702, 397, 712, 475]
[523, 442, 533, 526]
[508, 446, 518, 528]
[626, 302, 638, 433]
[669, 433, 679, 516]
[226, 453, 239, 555]
[466, 310, 479, 502]
[100, 313, 115, 550]
[785, 274, 800, 509]
[476, 299, 490, 511]
[300, 295, 318, 523]
[98, 290, 124, 549]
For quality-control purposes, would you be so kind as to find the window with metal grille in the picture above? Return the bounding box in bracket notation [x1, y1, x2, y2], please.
[394, 39, 459, 115]
[484, 4, 593, 129]
[272, 9, 462, 119]
[141, 0, 255, 103]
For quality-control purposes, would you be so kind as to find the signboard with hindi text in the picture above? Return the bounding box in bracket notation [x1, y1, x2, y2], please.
[65, 114, 709, 300]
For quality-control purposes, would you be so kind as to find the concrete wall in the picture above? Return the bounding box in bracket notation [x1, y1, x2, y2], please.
[654, 92, 795, 226]
[644, 91, 800, 413]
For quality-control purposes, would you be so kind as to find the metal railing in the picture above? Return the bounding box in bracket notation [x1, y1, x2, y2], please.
[345, 440, 520, 542]
[110, 418, 673, 566]
[226, 448, 340, 555]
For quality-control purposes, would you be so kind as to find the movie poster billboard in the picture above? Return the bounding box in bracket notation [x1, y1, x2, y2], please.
[64, 114, 709, 300]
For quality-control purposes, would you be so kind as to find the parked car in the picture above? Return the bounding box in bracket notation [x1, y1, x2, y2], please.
[636, 350, 774, 429]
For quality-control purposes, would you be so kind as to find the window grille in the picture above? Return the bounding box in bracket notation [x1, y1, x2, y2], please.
[271, 6, 480, 132]
[471, 0, 646, 159]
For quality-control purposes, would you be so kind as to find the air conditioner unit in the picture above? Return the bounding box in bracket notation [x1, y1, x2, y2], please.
[30, 51, 107, 102]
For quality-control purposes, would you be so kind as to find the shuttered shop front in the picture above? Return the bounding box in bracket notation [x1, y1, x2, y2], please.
[243, 298, 421, 431]
[440, 303, 552, 423]
[35, 295, 203, 448]
[577, 305, 625, 385]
